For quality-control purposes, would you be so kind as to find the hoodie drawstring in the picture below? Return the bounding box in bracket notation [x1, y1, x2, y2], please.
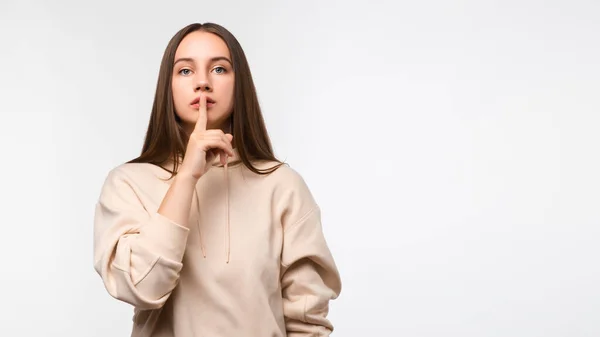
[195, 156, 231, 264]
[195, 188, 207, 258]
[224, 160, 230, 263]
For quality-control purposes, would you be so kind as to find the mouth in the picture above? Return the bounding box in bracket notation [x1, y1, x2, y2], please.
[190, 96, 216, 106]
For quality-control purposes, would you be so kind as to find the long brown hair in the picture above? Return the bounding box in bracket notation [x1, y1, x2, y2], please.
[128, 22, 284, 178]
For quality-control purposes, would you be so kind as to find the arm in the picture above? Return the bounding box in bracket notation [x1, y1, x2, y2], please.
[93, 167, 196, 310]
[279, 174, 342, 336]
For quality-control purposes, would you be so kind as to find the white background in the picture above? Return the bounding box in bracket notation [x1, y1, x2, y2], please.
[1, 0, 599, 336]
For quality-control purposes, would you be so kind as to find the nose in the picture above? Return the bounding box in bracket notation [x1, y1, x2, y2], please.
[195, 77, 212, 92]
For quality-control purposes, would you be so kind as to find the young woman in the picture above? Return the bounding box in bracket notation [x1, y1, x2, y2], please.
[93, 22, 342, 336]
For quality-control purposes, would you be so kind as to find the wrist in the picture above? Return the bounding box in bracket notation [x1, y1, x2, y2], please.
[174, 170, 200, 185]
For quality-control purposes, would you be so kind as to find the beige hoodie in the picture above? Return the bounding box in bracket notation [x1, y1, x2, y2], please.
[93, 149, 342, 336]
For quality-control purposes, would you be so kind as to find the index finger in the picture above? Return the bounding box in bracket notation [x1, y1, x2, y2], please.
[195, 94, 207, 131]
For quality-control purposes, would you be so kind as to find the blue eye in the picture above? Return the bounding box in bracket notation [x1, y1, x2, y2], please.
[213, 66, 226, 74]
[179, 69, 192, 75]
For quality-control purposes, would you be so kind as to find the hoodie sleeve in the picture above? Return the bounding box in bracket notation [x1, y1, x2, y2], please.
[93, 167, 190, 310]
[279, 171, 342, 336]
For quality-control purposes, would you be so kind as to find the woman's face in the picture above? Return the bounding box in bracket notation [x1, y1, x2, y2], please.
[172, 31, 235, 134]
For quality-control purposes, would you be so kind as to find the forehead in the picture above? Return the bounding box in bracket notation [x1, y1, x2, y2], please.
[175, 31, 231, 60]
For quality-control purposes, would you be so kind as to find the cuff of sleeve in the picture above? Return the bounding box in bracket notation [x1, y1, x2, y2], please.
[139, 212, 190, 262]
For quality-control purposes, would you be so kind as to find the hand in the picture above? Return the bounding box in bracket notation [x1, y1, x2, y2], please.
[179, 93, 234, 180]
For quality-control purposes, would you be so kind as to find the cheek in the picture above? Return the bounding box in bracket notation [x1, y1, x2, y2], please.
[171, 81, 186, 105]
[222, 79, 235, 101]
[171, 82, 191, 119]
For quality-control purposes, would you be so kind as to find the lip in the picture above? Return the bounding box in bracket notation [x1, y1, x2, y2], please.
[190, 96, 215, 105]
[191, 102, 215, 109]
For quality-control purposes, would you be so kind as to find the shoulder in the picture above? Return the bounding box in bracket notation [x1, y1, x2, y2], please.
[108, 161, 171, 180]
[103, 162, 152, 183]
[269, 162, 303, 180]
[99, 162, 172, 197]
[266, 163, 312, 194]
[266, 163, 319, 220]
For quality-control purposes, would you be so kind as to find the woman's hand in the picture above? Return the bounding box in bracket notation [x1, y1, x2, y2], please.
[179, 93, 234, 180]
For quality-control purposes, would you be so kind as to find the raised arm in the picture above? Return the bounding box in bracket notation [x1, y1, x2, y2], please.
[93, 168, 196, 310]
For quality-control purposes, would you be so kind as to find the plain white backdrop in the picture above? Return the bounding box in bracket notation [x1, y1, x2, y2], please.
[1, 0, 599, 336]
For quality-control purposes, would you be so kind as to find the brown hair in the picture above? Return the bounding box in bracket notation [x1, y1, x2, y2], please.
[128, 22, 284, 178]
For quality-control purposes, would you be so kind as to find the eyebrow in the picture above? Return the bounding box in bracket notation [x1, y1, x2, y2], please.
[173, 56, 232, 66]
